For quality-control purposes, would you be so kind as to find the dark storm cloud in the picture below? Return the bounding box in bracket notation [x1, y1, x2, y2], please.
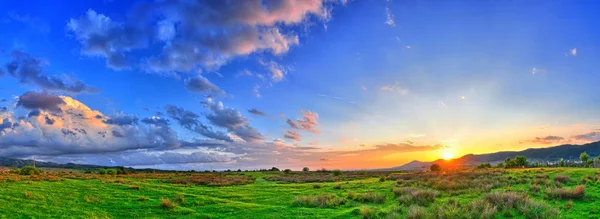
[44, 116, 55, 125]
[17, 91, 65, 113]
[4, 50, 98, 94]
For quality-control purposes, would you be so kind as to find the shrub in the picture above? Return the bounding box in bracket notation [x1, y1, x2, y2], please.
[484, 192, 522, 210]
[333, 184, 342, 190]
[477, 163, 492, 169]
[313, 184, 322, 189]
[24, 192, 32, 199]
[347, 192, 386, 204]
[176, 194, 185, 204]
[302, 167, 310, 172]
[292, 194, 345, 208]
[332, 169, 343, 176]
[554, 175, 569, 184]
[394, 187, 437, 206]
[84, 195, 102, 203]
[160, 198, 177, 210]
[545, 185, 585, 200]
[283, 169, 292, 174]
[406, 205, 427, 219]
[468, 199, 497, 219]
[129, 185, 140, 190]
[138, 196, 149, 201]
[379, 176, 386, 182]
[359, 206, 377, 219]
[114, 178, 125, 183]
[530, 184, 541, 193]
[517, 199, 560, 218]
[565, 200, 573, 210]
[430, 164, 441, 172]
[19, 166, 42, 175]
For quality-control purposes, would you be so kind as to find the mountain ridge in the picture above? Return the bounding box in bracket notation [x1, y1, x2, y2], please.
[391, 141, 600, 170]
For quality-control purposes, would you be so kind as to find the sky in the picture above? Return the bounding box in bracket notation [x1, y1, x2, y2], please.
[0, 0, 599, 170]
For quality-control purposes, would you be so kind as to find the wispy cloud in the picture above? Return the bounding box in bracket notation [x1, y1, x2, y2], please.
[385, 7, 395, 27]
[380, 82, 409, 94]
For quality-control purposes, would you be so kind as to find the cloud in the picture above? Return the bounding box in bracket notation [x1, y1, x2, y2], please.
[103, 114, 138, 126]
[286, 119, 301, 129]
[184, 75, 225, 95]
[202, 98, 265, 143]
[380, 82, 409, 94]
[17, 91, 65, 114]
[297, 110, 320, 133]
[571, 132, 600, 142]
[284, 130, 301, 141]
[164, 104, 233, 142]
[248, 108, 267, 116]
[259, 60, 288, 82]
[0, 94, 179, 157]
[570, 48, 577, 56]
[527, 135, 566, 144]
[3, 51, 98, 94]
[385, 7, 395, 27]
[67, 1, 333, 74]
[286, 110, 320, 133]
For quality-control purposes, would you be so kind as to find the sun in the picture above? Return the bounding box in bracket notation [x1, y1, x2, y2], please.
[442, 151, 455, 160]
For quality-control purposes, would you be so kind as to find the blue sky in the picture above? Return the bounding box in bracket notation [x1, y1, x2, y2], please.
[0, 0, 599, 170]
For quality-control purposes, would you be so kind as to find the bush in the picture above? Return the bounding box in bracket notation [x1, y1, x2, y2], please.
[19, 166, 42, 175]
[302, 167, 310, 172]
[430, 164, 441, 172]
[292, 194, 345, 208]
[138, 196, 149, 201]
[129, 185, 140, 190]
[406, 205, 427, 219]
[347, 192, 386, 204]
[359, 206, 377, 219]
[333, 184, 342, 190]
[477, 163, 492, 169]
[313, 184, 322, 189]
[332, 169, 343, 176]
[393, 187, 437, 206]
[283, 169, 292, 174]
[545, 185, 585, 200]
[160, 198, 177, 210]
[554, 175, 570, 183]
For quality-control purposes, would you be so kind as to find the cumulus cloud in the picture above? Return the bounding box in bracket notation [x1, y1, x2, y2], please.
[0, 93, 179, 157]
[184, 75, 225, 95]
[67, 0, 333, 75]
[570, 48, 577, 56]
[3, 51, 98, 94]
[248, 108, 266, 116]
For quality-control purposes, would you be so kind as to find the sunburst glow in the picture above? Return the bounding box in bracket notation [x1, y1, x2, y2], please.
[442, 151, 455, 160]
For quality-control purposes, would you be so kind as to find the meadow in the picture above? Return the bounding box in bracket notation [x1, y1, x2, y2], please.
[0, 167, 598, 218]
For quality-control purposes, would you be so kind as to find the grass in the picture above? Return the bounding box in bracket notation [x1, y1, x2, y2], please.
[0, 168, 598, 218]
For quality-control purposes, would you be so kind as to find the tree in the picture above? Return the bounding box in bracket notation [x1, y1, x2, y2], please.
[302, 167, 310, 172]
[430, 164, 441, 172]
[594, 157, 600, 168]
[580, 152, 589, 163]
[514, 156, 528, 167]
[496, 163, 505, 168]
[117, 166, 128, 175]
[476, 163, 492, 169]
[558, 158, 565, 167]
[283, 169, 292, 174]
[270, 167, 280, 172]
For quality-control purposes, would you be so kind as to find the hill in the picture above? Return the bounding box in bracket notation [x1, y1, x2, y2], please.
[392, 141, 600, 170]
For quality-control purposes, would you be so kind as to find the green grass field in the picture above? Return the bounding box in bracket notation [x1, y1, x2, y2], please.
[0, 168, 598, 218]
